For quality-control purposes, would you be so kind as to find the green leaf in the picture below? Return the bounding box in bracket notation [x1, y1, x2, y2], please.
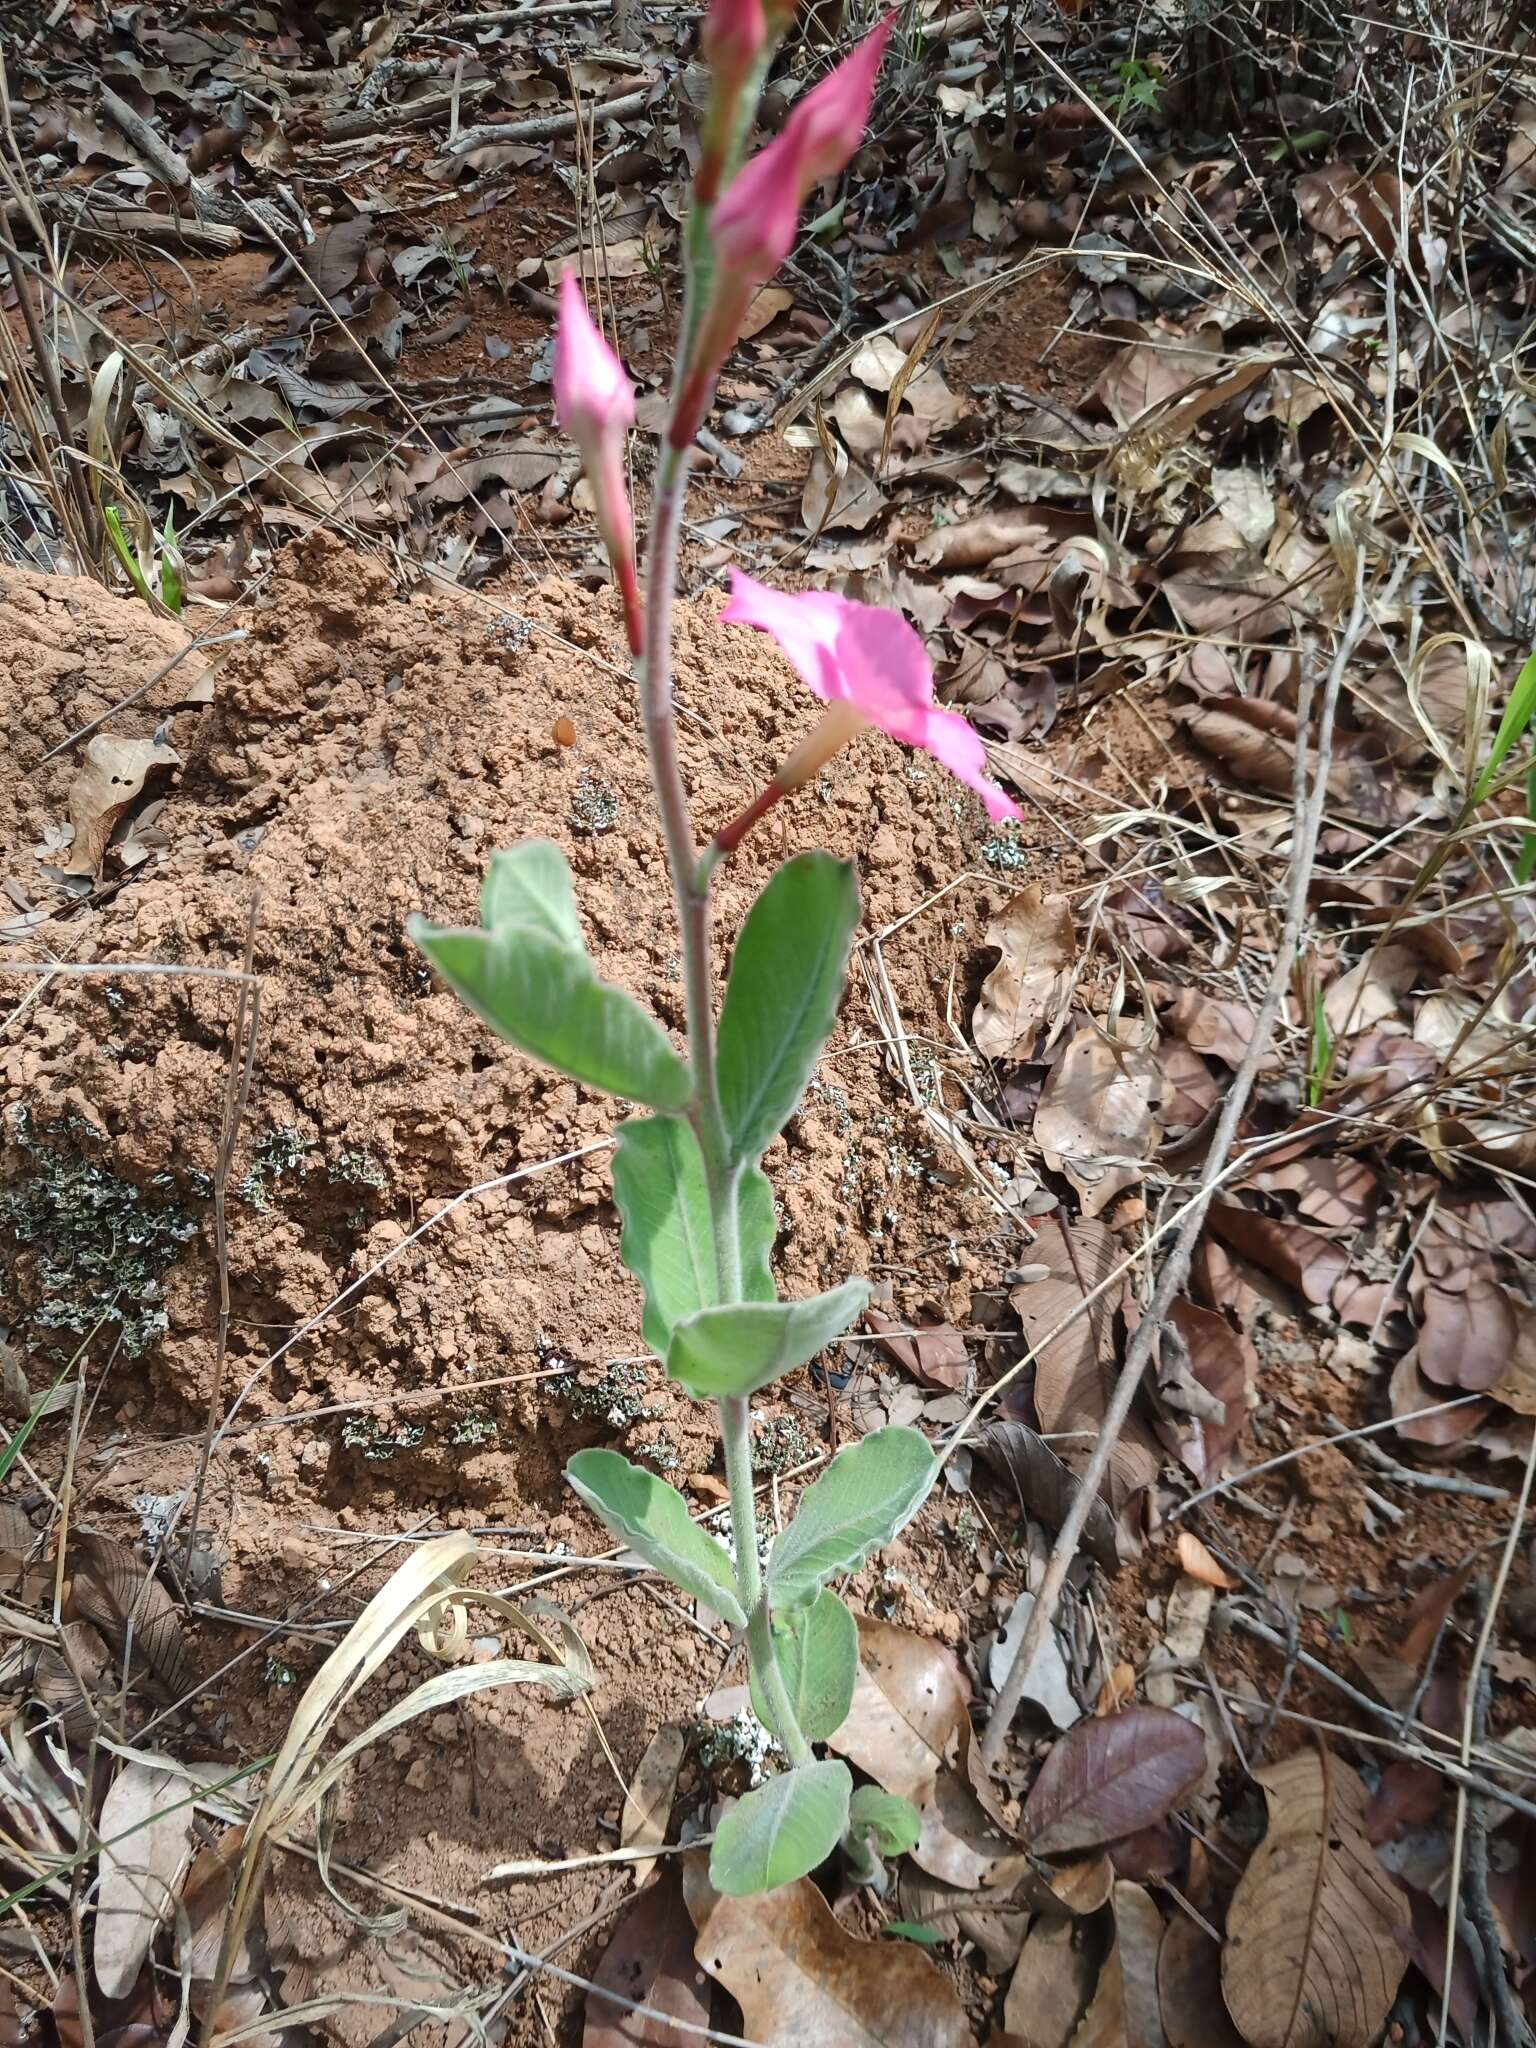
[565, 1449, 745, 1627]
[1517, 761, 1536, 885]
[708, 1761, 851, 1897]
[749, 1589, 858, 1742]
[882, 1922, 943, 1947]
[716, 853, 859, 1164]
[612, 1119, 776, 1355]
[408, 920, 691, 1112]
[666, 1278, 868, 1400]
[1473, 647, 1536, 804]
[848, 1786, 922, 1857]
[766, 1426, 937, 1611]
[480, 840, 584, 947]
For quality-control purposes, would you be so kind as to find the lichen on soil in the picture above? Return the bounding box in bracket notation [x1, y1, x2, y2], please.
[0, 537, 1042, 2037]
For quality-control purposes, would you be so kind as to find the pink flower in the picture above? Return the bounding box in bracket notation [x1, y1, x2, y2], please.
[779, 12, 892, 187]
[553, 270, 634, 444]
[709, 127, 803, 286]
[701, 0, 767, 91]
[680, 16, 895, 444]
[553, 273, 642, 654]
[721, 571, 1021, 822]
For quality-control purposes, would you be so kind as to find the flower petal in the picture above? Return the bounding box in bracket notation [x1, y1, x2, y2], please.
[721, 571, 1021, 821]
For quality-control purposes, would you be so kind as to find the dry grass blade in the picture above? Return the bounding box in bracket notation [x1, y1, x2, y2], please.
[207, 1531, 590, 2032]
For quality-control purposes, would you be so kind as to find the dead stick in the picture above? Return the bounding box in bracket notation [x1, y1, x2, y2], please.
[97, 85, 193, 201]
[439, 82, 651, 155]
[979, 568, 1371, 1772]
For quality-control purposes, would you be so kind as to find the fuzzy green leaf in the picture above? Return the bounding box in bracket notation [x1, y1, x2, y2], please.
[565, 1449, 744, 1627]
[480, 840, 583, 947]
[848, 1785, 923, 1857]
[766, 1426, 937, 1611]
[749, 1588, 858, 1742]
[409, 920, 691, 1111]
[709, 1761, 852, 1897]
[665, 1278, 867, 1400]
[612, 1118, 775, 1355]
[716, 853, 859, 1165]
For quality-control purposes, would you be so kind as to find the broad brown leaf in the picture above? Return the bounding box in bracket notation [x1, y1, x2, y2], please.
[1023, 1708, 1206, 1856]
[1207, 1206, 1347, 1307]
[1071, 1882, 1167, 2047]
[1221, 1749, 1409, 2048]
[1158, 1913, 1243, 2048]
[585, 1870, 709, 2048]
[686, 1862, 975, 2048]
[1034, 1025, 1161, 1219]
[1001, 1912, 1103, 2043]
[972, 886, 1076, 1060]
[971, 1420, 1120, 1575]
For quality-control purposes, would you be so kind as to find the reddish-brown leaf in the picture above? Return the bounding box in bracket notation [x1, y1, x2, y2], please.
[585, 1869, 710, 2047]
[1023, 1708, 1207, 1856]
[1208, 1205, 1348, 1306]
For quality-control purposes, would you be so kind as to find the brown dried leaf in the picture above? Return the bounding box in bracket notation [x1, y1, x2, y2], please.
[686, 1863, 974, 2048]
[801, 448, 886, 534]
[1034, 1025, 1161, 1219]
[620, 1722, 685, 1887]
[1419, 1277, 1530, 1393]
[63, 735, 180, 879]
[739, 285, 793, 340]
[971, 1420, 1121, 1575]
[1022, 1708, 1206, 1857]
[94, 1759, 201, 1999]
[1294, 166, 1404, 260]
[1207, 1206, 1348, 1307]
[1158, 1914, 1244, 2048]
[1002, 1912, 1103, 2043]
[1071, 1882, 1167, 2048]
[67, 1534, 190, 1700]
[1388, 1351, 1490, 1447]
[1175, 1533, 1235, 1590]
[586, 1868, 709, 2048]
[1221, 1749, 1409, 2048]
[866, 1311, 970, 1391]
[420, 444, 562, 506]
[827, 1618, 968, 1804]
[1167, 988, 1263, 1071]
[1176, 706, 1294, 790]
[973, 886, 1076, 1060]
[1163, 1297, 1254, 1484]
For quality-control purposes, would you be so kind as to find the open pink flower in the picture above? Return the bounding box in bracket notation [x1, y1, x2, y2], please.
[721, 571, 1021, 822]
[553, 273, 642, 654]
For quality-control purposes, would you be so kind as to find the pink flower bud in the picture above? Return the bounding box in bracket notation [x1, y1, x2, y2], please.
[709, 127, 802, 286]
[701, 0, 766, 89]
[553, 271, 634, 444]
[779, 12, 893, 189]
[553, 272, 643, 655]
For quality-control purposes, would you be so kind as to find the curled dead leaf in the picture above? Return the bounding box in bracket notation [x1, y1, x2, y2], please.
[62, 734, 180, 879]
[1175, 1532, 1236, 1590]
[972, 886, 1076, 1060]
[1034, 1024, 1162, 1219]
[685, 1859, 974, 2048]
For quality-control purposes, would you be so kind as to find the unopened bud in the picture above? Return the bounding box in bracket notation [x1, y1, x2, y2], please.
[552, 273, 643, 655]
[701, 0, 766, 91]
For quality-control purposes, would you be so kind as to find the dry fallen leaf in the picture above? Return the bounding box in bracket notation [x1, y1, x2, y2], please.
[1070, 1881, 1167, 2048]
[1158, 1912, 1244, 2048]
[972, 886, 1076, 1060]
[585, 1868, 709, 2048]
[1023, 1707, 1206, 1857]
[827, 1617, 969, 1804]
[971, 1420, 1121, 1576]
[94, 1757, 203, 1998]
[866, 1310, 970, 1391]
[62, 734, 180, 878]
[1207, 1206, 1348, 1307]
[620, 1721, 686, 1887]
[686, 1860, 975, 2048]
[1034, 1024, 1162, 1219]
[1175, 1533, 1236, 1590]
[1221, 1749, 1409, 2048]
[1294, 165, 1404, 260]
[1002, 1911, 1103, 2043]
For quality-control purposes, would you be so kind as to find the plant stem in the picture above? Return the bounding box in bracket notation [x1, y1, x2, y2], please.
[722, 1394, 813, 1770]
[643, 206, 812, 1776]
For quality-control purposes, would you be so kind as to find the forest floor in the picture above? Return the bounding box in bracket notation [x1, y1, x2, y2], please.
[2, 1, 1536, 2044]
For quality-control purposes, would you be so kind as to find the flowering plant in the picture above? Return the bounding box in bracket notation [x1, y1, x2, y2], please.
[411, 4, 1018, 1896]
